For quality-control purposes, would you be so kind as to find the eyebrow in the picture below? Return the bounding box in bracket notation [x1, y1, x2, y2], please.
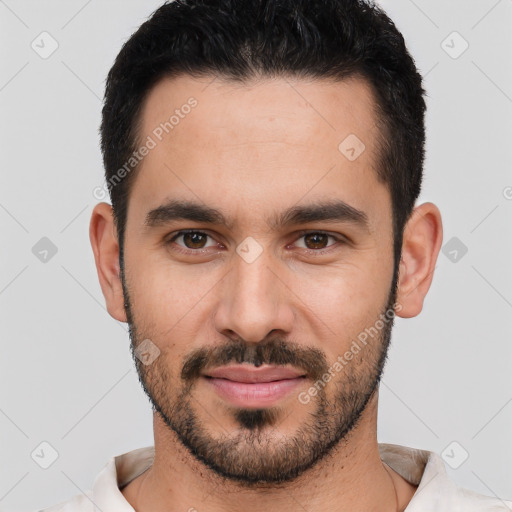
[144, 198, 370, 233]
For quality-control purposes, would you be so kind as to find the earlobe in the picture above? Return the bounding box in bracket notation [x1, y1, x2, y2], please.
[89, 202, 128, 323]
[395, 202, 443, 319]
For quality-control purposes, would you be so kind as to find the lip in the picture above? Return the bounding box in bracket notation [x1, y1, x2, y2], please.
[202, 364, 307, 408]
[202, 364, 306, 383]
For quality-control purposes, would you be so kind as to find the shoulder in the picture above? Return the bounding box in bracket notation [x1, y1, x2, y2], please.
[378, 443, 512, 511]
[35, 491, 95, 512]
[452, 486, 512, 511]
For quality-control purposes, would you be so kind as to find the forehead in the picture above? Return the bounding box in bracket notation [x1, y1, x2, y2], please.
[138, 73, 380, 155]
[130, 73, 390, 232]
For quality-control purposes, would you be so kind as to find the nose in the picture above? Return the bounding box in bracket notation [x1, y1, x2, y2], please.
[213, 250, 295, 343]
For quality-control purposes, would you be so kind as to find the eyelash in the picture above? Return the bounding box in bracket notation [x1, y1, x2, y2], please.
[165, 229, 347, 256]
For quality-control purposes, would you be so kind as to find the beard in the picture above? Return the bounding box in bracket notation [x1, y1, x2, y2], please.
[121, 264, 399, 488]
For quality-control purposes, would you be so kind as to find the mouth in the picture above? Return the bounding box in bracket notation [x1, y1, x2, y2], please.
[201, 364, 307, 408]
[202, 364, 307, 383]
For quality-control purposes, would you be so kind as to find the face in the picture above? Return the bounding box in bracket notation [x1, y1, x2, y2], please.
[120, 74, 398, 485]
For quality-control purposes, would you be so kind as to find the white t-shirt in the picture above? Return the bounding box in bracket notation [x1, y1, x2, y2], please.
[36, 443, 511, 511]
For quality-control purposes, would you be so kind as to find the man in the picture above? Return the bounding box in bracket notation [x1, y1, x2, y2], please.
[40, 0, 511, 510]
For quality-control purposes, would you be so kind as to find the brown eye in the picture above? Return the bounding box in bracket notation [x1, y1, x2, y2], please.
[294, 232, 341, 251]
[303, 233, 330, 250]
[182, 232, 208, 249]
[169, 231, 217, 251]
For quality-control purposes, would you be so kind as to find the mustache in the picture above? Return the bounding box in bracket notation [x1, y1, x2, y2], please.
[181, 338, 329, 383]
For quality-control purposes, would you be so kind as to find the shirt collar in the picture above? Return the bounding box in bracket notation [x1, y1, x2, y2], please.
[93, 445, 154, 511]
[378, 443, 458, 510]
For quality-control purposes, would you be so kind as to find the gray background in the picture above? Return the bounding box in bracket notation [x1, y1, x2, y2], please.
[1, 0, 511, 510]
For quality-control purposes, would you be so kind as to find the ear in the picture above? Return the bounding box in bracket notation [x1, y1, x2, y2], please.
[89, 202, 127, 323]
[395, 202, 443, 318]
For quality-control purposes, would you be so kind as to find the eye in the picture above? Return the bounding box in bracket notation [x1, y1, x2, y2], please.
[167, 230, 219, 252]
[165, 229, 346, 256]
[292, 231, 344, 252]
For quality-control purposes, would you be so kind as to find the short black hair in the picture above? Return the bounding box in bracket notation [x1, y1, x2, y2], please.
[100, 0, 426, 283]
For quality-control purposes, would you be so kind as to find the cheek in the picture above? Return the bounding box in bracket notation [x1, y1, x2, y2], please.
[125, 253, 220, 332]
[295, 260, 390, 344]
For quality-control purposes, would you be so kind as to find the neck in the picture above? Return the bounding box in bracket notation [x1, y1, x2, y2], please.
[122, 394, 416, 512]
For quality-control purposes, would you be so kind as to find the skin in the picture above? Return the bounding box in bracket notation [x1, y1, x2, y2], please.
[90, 74, 443, 512]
